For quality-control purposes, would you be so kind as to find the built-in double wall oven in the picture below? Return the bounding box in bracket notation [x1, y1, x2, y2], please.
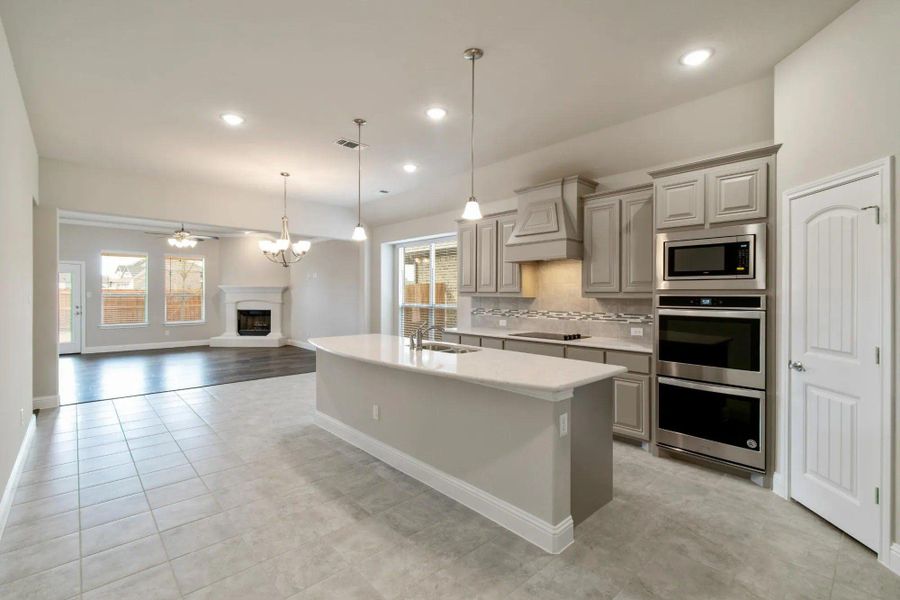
[655, 295, 766, 472]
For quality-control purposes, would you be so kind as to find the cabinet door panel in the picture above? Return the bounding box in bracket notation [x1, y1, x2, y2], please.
[621, 194, 653, 293]
[706, 159, 768, 224]
[481, 337, 504, 349]
[458, 223, 477, 293]
[459, 335, 481, 347]
[503, 339, 565, 357]
[612, 373, 650, 441]
[654, 173, 705, 229]
[497, 215, 521, 293]
[583, 199, 620, 293]
[476, 220, 498, 293]
[442, 333, 461, 344]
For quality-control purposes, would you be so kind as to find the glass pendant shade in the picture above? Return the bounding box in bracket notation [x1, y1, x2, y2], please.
[292, 240, 311, 254]
[351, 225, 367, 241]
[462, 198, 482, 220]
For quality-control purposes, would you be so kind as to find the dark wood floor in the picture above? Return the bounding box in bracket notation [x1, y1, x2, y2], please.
[58, 345, 316, 404]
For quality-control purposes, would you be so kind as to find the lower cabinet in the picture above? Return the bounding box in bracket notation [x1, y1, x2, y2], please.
[611, 373, 650, 442]
[480, 337, 504, 350]
[459, 335, 481, 346]
[502, 339, 566, 358]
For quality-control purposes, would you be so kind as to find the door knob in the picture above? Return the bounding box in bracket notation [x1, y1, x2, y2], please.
[788, 360, 806, 372]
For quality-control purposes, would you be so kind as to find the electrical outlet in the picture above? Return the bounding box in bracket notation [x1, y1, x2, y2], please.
[372, 404, 380, 421]
[559, 412, 568, 437]
[499, 319, 507, 327]
[630, 327, 644, 337]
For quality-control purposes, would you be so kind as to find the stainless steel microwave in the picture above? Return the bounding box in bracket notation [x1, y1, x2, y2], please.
[656, 223, 766, 290]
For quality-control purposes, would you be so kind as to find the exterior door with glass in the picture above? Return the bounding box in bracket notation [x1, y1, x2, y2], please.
[59, 262, 83, 354]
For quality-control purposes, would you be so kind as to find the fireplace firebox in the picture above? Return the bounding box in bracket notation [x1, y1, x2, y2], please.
[237, 309, 271, 336]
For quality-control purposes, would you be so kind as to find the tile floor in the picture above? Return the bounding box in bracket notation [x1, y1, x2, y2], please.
[1, 373, 898, 599]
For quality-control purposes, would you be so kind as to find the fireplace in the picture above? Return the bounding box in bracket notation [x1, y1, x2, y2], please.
[237, 309, 271, 336]
[210, 285, 287, 347]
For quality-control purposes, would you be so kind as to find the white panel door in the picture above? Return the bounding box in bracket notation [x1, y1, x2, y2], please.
[58, 262, 83, 354]
[788, 173, 882, 551]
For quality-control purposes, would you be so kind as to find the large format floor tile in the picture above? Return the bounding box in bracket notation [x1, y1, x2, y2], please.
[0, 372, 897, 599]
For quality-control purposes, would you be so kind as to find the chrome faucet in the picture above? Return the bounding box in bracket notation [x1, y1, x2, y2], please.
[409, 322, 443, 351]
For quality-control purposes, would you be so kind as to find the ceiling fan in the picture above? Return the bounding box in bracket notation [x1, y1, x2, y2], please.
[143, 224, 218, 248]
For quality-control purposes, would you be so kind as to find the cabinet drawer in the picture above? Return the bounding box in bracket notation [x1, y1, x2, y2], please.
[459, 335, 481, 347]
[442, 333, 461, 344]
[565, 346, 606, 363]
[503, 339, 565, 358]
[481, 337, 504, 350]
[605, 351, 650, 374]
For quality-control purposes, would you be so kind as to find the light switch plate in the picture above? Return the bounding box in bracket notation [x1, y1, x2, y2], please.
[559, 412, 568, 437]
[630, 327, 644, 337]
[372, 404, 380, 421]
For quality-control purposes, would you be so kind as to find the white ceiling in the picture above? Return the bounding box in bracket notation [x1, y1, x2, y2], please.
[2, 0, 854, 209]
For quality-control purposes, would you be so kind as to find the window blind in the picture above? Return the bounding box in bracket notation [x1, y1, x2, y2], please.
[165, 255, 205, 323]
[398, 237, 458, 339]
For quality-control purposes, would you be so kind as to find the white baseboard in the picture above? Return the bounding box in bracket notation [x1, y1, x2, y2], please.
[771, 472, 788, 499]
[315, 411, 573, 554]
[82, 340, 209, 354]
[287, 339, 316, 351]
[888, 543, 900, 576]
[0, 415, 36, 542]
[33, 395, 59, 410]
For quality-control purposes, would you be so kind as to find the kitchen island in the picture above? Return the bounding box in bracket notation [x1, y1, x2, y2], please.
[309, 333, 626, 553]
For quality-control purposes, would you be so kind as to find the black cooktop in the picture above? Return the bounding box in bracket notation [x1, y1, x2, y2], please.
[508, 332, 588, 341]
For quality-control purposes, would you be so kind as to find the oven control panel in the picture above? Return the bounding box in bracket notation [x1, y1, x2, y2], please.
[658, 295, 764, 309]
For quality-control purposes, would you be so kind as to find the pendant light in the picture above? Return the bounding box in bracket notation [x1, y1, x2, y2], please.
[351, 118, 368, 241]
[259, 172, 311, 267]
[461, 47, 483, 221]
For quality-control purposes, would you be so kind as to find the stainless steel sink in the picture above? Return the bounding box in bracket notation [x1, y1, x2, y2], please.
[420, 342, 481, 354]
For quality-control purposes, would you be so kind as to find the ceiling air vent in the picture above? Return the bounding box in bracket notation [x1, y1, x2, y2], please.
[334, 138, 368, 150]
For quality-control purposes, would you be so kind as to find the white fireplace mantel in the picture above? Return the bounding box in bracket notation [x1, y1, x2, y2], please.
[210, 285, 288, 348]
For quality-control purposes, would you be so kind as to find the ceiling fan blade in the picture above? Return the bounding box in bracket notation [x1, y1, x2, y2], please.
[192, 235, 219, 240]
[143, 231, 171, 237]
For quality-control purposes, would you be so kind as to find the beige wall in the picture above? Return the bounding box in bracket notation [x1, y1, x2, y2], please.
[33, 205, 58, 401]
[290, 240, 362, 345]
[774, 0, 900, 546]
[368, 77, 776, 335]
[59, 223, 223, 350]
[0, 15, 38, 507]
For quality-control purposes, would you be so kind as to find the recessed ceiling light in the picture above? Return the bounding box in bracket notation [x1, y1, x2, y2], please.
[425, 107, 447, 121]
[403, 163, 418, 173]
[679, 48, 713, 67]
[220, 113, 244, 126]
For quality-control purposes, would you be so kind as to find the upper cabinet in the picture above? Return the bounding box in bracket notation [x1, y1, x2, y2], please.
[582, 184, 653, 296]
[458, 222, 477, 293]
[650, 144, 780, 230]
[458, 211, 536, 297]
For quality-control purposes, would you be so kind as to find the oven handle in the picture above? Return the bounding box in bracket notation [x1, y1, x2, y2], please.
[657, 376, 766, 399]
[656, 308, 765, 319]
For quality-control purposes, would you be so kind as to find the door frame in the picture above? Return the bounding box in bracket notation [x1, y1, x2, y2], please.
[775, 156, 894, 565]
[58, 260, 86, 354]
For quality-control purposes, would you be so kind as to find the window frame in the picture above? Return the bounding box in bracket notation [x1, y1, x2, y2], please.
[164, 254, 206, 326]
[99, 251, 150, 328]
[396, 235, 457, 338]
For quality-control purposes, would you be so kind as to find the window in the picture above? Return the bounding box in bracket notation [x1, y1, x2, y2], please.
[398, 236, 457, 339]
[101, 252, 148, 326]
[165, 256, 205, 323]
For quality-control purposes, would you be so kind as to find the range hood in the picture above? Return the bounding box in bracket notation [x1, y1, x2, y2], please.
[504, 175, 597, 262]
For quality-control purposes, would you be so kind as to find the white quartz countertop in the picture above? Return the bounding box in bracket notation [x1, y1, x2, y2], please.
[308, 334, 627, 401]
[445, 326, 653, 354]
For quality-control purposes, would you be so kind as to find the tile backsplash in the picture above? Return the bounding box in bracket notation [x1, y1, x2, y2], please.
[469, 260, 653, 341]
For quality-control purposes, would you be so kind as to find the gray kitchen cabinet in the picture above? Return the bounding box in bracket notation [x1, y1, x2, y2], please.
[582, 185, 653, 296]
[605, 350, 650, 374]
[612, 373, 650, 441]
[481, 337, 504, 349]
[497, 214, 521, 293]
[620, 194, 654, 293]
[654, 172, 705, 229]
[582, 199, 620, 293]
[458, 222, 477, 293]
[706, 158, 768, 224]
[475, 220, 498, 293]
[459, 334, 481, 347]
[503, 339, 565, 358]
[458, 211, 536, 297]
[564, 346, 606, 363]
[650, 145, 779, 230]
[442, 333, 461, 344]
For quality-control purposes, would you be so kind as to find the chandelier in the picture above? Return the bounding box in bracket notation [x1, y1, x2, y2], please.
[259, 172, 311, 267]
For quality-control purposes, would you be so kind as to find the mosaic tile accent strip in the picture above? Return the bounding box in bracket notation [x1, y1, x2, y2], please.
[471, 308, 653, 324]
